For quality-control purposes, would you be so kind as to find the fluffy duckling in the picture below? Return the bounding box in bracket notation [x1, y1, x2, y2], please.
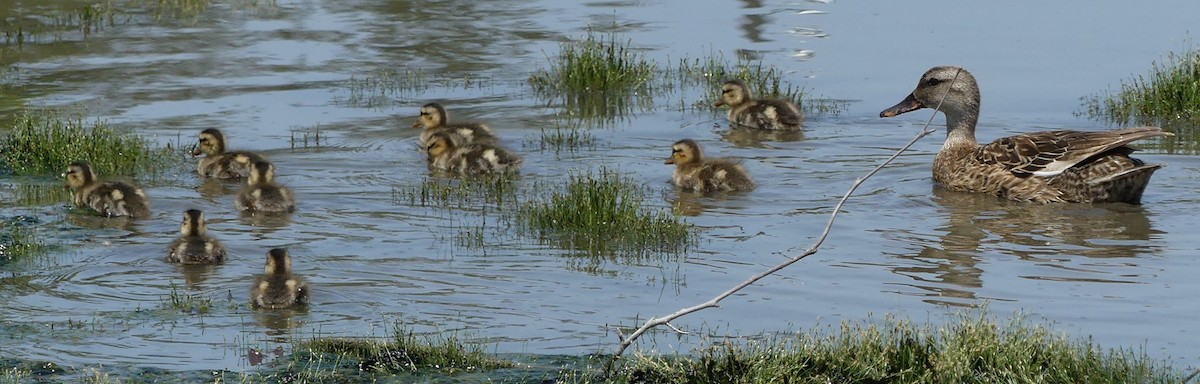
[236, 161, 296, 213]
[192, 128, 267, 178]
[714, 80, 803, 131]
[665, 139, 755, 193]
[250, 248, 309, 309]
[63, 161, 151, 218]
[426, 131, 522, 175]
[167, 209, 227, 264]
[412, 102, 498, 150]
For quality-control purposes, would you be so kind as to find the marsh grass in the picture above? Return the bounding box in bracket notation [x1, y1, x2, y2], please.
[517, 169, 693, 258]
[526, 119, 598, 153]
[392, 175, 518, 209]
[1083, 46, 1200, 127]
[289, 123, 324, 149]
[0, 366, 31, 384]
[301, 324, 513, 374]
[159, 283, 218, 314]
[529, 30, 657, 95]
[0, 216, 48, 263]
[4, 183, 73, 207]
[0, 108, 186, 178]
[583, 312, 1183, 384]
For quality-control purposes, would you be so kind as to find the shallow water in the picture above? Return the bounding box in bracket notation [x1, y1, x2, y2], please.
[2, 0, 1200, 375]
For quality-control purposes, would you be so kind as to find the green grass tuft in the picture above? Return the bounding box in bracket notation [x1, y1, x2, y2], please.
[0, 108, 185, 178]
[301, 324, 513, 374]
[587, 312, 1183, 384]
[0, 216, 48, 263]
[529, 30, 657, 95]
[518, 169, 693, 258]
[392, 175, 518, 209]
[1083, 46, 1200, 126]
[159, 283, 216, 314]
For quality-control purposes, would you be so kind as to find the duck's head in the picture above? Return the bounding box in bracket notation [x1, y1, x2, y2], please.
[180, 209, 208, 236]
[248, 161, 276, 185]
[880, 66, 979, 119]
[665, 139, 703, 166]
[412, 103, 448, 130]
[193, 128, 228, 157]
[714, 80, 752, 108]
[63, 161, 98, 190]
[264, 248, 292, 275]
[425, 131, 459, 160]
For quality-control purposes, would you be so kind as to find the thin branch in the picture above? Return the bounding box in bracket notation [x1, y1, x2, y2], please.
[608, 69, 962, 366]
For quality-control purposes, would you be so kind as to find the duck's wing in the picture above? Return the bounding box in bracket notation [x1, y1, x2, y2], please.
[974, 126, 1167, 177]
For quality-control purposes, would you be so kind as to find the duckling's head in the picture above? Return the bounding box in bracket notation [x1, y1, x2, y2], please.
[193, 128, 228, 157]
[63, 161, 98, 190]
[425, 131, 460, 160]
[180, 209, 208, 236]
[412, 103, 448, 130]
[264, 248, 292, 275]
[248, 161, 276, 185]
[714, 80, 752, 108]
[880, 66, 979, 119]
[665, 139, 703, 166]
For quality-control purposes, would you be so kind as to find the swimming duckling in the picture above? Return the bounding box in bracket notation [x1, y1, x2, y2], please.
[665, 139, 755, 193]
[426, 131, 522, 175]
[192, 128, 267, 178]
[236, 161, 296, 213]
[167, 209, 227, 264]
[412, 102, 498, 150]
[63, 161, 151, 218]
[714, 80, 803, 131]
[250, 248, 309, 309]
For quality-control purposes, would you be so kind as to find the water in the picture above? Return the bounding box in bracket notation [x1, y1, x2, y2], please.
[2, 0, 1199, 375]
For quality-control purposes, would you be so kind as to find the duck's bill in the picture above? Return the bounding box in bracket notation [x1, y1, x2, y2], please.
[190, 148, 202, 156]
[879, 93, 924, 118]
[664, 157, 675, 165]
[713, 100, 725, 107]
[411, 121, 423, 128]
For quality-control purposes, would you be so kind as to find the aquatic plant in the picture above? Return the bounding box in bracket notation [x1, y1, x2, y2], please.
[289, 123, 325, 149]
[567, 312, 1184, 384]
[0, 216, 48, 263]
[1083, 46, 1200, 126]
[517, 169, 693, 258]
[300, 324, 512, 374]
[159, 283, 216, 314]
[529, 30, 657, 95]
[0, 108, 185, 178]
[392, 175, 518, 209]
[526, 120, 598, 153]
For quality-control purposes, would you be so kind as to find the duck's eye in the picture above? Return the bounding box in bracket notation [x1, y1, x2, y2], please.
[420, 112, 429, 116]
[924, 78, 943, 86]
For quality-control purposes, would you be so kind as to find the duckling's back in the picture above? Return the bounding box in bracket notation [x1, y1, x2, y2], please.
[80, 182, 151, 218]
[251, 274, 309, 309]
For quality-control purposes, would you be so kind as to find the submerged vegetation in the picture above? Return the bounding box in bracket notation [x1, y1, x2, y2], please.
[0, 216, 47, 263]
[300, 325, 513, 374]
[1083, 46, 1200, 126]
[518, 169, 694, 258]
[0, 108, 185, 178]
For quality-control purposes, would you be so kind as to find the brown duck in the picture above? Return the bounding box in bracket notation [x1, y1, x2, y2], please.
[714, 80, 803, 131]
[250, 248, 309, 309]
[63, 161, 150, 218]
[880, 66, 1169, 204]
[412, 102, 498, 150]
[665, 139, 755, 193]
[192, 128, 267, 179]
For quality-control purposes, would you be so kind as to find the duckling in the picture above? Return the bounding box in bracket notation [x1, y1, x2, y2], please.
[192, 128, 267, 178]
[426, 131, 522, 175]
[714, 80, 803, 131]
[236, 161, 296, 213]
[63, 161, 151, 218]
[167, 209, 227, 264]
[250, 248, 309, 309]
[665, 139, 755, 193]
[412, 102, 498, 150]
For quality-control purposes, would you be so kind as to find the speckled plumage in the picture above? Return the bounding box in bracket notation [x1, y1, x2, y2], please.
[715, 80, 803, 131]
[192, 128, 267, 179]
[236, 161, 296, 212]
[425, 132, 522, 175]
[167, 209, 226, 264]
[412, 103, 497, 151]
[665, 139, 755, 193]
[881, 66, 1169, 204]
[250, 248, 309, 309]
[63, 161, 150, 218]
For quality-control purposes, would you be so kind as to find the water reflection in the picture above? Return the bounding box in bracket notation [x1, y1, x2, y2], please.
[887, 188, 1159, 306]
[252, 307, 309, 341]
[63, 212, 141, 233]
[737, 0, 769, 43]
[174, 264, 220, 288]
[196, 178, 238, 202]
[718, 125, 805, 147]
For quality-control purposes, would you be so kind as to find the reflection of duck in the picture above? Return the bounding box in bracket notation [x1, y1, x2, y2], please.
[412, 102, 497, 151]
[167, 209, 226, 264]
[63, 161, 150, 218]
[236, 161, 296, 213]
[192, 128, 267, 179]
[880, 66, 1170, 204]
[250, 248, 309, 309]
[719, 125, 804, 147]
[426, 131, 522, 175]
[665, 139, 754, 193]
[715, 80, 803, 131]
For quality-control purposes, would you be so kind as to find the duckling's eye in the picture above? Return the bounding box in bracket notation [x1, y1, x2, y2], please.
[924, 78, 943, 86]
[419, 112, 430, 116]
